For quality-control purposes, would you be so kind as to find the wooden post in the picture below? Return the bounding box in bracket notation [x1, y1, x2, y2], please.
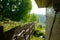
[24, 29, 26, 40]
[29, 27, 30, 40]
[14, 36, 17, 40]
[0, 26, 3, 40]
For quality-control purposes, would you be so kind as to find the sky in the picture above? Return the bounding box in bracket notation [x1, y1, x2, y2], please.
[31, 0, 46, 15]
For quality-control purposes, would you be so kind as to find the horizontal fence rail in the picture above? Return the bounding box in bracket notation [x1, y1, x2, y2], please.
[0, 23, 35, 40]
[12, 23, 35, 40]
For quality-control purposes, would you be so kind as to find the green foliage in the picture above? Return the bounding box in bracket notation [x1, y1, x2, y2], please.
[31, 23, 45, 40]
[20, 14, 31, 22]
[31, 35, 44, 40]
[0, 15, 2, 21]
[30, 14, 39, 22]
[21, 13, 39, 22]
[34, 25, 45, 37]
[0, 0, 32, 21]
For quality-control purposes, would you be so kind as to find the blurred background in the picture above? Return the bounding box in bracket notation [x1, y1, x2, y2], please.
[0, 0, 46, 40]
[30, 0, 46, 40]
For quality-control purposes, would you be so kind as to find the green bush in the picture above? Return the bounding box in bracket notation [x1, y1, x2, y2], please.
[33, 23, 45, 37]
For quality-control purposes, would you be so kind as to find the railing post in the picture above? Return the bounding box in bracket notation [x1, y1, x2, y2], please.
[14, 36, 18, 40]
[0, 26, 3, 40]
[24, 29, 26, 40]
[29, 28, 30, 40]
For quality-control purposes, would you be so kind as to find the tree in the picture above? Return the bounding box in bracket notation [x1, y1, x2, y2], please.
[0, 0, 32, 21]
[30, 14, 39, 22]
